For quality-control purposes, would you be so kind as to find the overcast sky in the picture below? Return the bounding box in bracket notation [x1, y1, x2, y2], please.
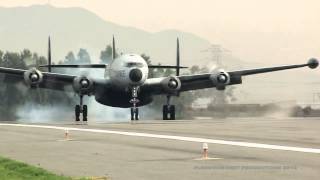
[0, 0, 319, 64]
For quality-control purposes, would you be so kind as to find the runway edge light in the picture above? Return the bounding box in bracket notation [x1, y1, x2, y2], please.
[202, 143, 208, 159]
[64, 128, 70, 140]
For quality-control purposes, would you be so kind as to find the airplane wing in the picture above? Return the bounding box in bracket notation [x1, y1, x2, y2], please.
[0, 66, 115, 103]
[142, 58, 318, 94]
[0, 67, 76, 91]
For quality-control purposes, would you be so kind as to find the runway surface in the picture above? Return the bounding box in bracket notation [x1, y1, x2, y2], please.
[0, 117, 319, 180]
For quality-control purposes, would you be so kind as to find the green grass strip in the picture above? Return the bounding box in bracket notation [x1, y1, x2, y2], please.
[0, 156, 74, 180]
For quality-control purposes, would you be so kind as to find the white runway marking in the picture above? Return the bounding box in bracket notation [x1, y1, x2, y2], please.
[193, 157, 222, 161]
[1, 123, 320, 154]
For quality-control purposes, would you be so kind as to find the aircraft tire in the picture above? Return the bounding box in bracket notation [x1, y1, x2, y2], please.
[135, 108, 139, 120]
[83, 105, 88, 122]
[75, 105, 80, 121]
[163, 105, 168, 120]
[169, 105, 175, 120]
[131, 108, 134, 120]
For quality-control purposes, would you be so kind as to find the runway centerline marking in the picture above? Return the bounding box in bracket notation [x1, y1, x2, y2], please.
[1, 123, 320, 154]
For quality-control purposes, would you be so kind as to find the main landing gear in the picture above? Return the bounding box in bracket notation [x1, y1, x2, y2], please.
[130, 87, 140, 121]
[75, 95, 88, 123]
[163, 95, 175, 120]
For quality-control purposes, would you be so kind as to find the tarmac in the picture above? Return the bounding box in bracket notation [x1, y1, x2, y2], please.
[0, 117, 319, 180]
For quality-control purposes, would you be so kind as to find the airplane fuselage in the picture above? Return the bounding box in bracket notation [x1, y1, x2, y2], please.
[95, 54, 153, 108]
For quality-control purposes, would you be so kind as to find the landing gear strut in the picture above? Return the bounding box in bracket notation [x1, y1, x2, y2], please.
[75, 95, 88, 123]
[130, 87, 140, 120]
[163, 95, 175, 120]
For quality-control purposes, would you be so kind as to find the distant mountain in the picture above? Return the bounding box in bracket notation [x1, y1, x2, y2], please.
[0, 5, 220, 67]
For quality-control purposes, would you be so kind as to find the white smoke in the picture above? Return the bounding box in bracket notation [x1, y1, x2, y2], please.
[16, 63, 154, 123]
[17, 103, 73, 123]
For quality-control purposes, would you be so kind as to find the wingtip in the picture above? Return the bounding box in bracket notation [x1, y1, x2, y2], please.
[308, 58, 319, 69]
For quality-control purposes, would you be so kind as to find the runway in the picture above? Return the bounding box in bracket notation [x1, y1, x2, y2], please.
[0, 117, 319, 180]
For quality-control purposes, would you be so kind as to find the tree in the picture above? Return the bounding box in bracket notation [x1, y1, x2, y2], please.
[64, 51, 76, 64]
[0, 51, 26, 120]
[164, 68, 175, 76]
[100, 45, 113, 64]
[2, 52, 26, 69]
[37, 56, 47, 66]
[0, 49, 76, 121]
[21, 49, 33, 66]
[141, 54, 151, 65]
[77, 48, 91, 64]
[0, 50, 3, 65]
[36, 56, 48, 72]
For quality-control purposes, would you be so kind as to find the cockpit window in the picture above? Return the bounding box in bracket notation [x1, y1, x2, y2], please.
[126, 62, 144, 68]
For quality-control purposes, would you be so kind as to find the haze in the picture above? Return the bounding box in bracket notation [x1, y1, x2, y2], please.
[0, 0, 319, 64]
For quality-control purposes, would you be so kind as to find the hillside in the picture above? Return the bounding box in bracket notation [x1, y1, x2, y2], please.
[0, 5, 215, 66]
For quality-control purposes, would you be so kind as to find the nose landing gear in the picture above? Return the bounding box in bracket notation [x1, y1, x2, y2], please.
[130, 87, 140, 120]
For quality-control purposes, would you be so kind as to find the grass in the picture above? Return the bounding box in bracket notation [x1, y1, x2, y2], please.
[0, 156, 91, 180]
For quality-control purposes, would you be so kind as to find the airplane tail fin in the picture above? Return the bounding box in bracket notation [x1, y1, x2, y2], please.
[48, 36, 52, 72]
[176, 38, 180, 76]
[148, 38, 187, 75]
[112, 35, 116, 60]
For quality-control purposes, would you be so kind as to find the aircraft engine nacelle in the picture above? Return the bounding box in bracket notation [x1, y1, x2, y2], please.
[24, 68, 43, 87]
[210, 69, 230, 90]
[161, 76, 181, 93]
[73, 76, 94, 95]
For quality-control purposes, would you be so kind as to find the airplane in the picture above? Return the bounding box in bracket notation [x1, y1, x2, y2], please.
[0, 36, 318, 121]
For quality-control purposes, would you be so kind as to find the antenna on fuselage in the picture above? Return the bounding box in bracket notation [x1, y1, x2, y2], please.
[112, 35, 116, 60]
[48, 36, 52, 72]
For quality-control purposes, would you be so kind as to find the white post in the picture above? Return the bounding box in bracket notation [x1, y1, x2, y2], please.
[202, 143, 208, 159]
[64, 128, 69, 140]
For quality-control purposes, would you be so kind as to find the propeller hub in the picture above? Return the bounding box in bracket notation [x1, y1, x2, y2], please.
[217, 74, 228, 83]
[308, 58, 319, 69]
[80, 79, 90, 88]
[168, 79, 178, 89]
[30, 73, 39, 82]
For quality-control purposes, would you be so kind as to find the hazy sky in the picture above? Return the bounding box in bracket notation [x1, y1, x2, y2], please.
[0, 0, 319, 64]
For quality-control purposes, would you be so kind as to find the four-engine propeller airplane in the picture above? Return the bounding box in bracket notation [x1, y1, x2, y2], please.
[0, 36, 318, 121]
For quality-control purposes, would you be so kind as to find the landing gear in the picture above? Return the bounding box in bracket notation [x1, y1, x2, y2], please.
[163, 105, 175, 120]
[163, 96, 175, 120]
[75, 105, 80, 122]
[83, 105, 88, 122]
[75, 95, 88, 123]
[130, 86, 140, 121]
[131, 107, 139, 121]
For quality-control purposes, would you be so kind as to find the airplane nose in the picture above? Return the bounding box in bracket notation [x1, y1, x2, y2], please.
[129, 68, 143, 82]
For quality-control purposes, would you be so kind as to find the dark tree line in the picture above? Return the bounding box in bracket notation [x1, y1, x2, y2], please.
[0, 49, 77, 120]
